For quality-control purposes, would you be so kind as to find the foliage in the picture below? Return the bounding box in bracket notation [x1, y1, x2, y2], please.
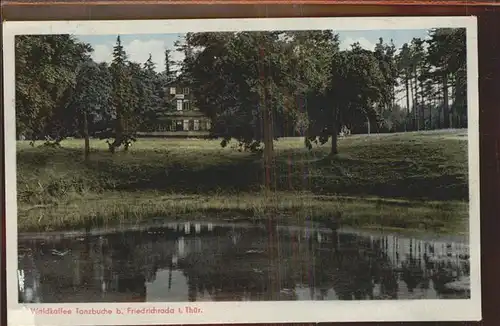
[15, 35, 93, 143]
[14, 31, 469, 234]
[67, 61, 113, 137]
[395, 28, 467, 132]
[305, 43, 386, 153]
[14, 28, 467, 155]
[427, 28, 467, 128]
[180, 31, 339, 152]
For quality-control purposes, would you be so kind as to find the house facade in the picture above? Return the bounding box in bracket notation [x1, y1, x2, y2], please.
[137, 84, 211, 138]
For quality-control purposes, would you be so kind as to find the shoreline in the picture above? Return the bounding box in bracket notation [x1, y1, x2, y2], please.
[17, 219, 470, 244]
[17, 191, 469, 237]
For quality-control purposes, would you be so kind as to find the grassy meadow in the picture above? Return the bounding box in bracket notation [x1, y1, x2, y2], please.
[16, 129, 470, 234]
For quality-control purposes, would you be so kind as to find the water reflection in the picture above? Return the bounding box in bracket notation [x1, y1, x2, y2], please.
[17, 222, 470, 303]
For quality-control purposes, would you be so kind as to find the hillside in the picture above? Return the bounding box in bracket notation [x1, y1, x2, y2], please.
[16, 129, 469, 234]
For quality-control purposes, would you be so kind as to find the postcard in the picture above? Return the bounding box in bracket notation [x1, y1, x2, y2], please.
[3, 16, 480, 325]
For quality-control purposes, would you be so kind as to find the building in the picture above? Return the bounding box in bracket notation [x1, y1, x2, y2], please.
[137, 84, 211, 138]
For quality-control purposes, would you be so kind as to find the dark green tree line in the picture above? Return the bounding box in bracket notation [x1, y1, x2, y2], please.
[15, 35, 178, 153]
[15, 28, 467, 160]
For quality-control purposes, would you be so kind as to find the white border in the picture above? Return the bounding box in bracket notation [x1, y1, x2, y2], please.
[3, 17, 481, 325]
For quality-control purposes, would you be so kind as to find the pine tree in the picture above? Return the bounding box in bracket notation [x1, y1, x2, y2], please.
[108, 35, 133, 152]
[164, 49, 176, 82]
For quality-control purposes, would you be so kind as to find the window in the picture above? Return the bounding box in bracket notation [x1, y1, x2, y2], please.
[183, 120, 189, 131]
[176, 121, 183, 131]
[206, 120, 211, 130]
[193, 120, 200, 131]
[176, 100, 183, 111]
[183, 101, 190, 111]
[183, 88, 190, 95]
[170, 87, 176, 95]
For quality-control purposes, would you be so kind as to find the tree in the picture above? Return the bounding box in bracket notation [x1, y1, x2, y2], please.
[308, 43, 385, 155]
[163, 49, 176, 82]
[374, 38, 398, 111]
[284, 31, 339, 139]
[15, 35, 92, 144]
[180, 31, 275, 150]
[427, 28, 466, 129]
[128, 61, 147, 133]
[374, 38, 399, 132]
[138, 54, 166, 131]
[181, 31, 339, 158]
[396, 43, 413, 131]
[179, 31, 339, 187]
[409, 38, 426, 130]
[153, 49, 178, 117]
[67, 60, 112, 161]
[419, 61, 438, 129]
[108, 36, 135, 152]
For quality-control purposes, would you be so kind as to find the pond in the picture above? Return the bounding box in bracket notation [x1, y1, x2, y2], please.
[17, 221, 470, 303]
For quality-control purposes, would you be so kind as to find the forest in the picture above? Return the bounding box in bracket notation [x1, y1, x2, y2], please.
[15, 28, 466, 155]
[14, 29, 469, 234]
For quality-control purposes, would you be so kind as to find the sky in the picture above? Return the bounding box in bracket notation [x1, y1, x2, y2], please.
[75, 29, 430, 74]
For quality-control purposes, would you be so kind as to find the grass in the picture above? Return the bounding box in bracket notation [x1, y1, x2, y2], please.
[16, 129, 470, 234]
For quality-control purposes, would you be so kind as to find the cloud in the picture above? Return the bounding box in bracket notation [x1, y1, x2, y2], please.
[92, 44, 113, 64]
[339, 37, 376, 51]
[90, 38, 185, 73]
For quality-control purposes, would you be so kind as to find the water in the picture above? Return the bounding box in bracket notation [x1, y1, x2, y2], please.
[17, 222, 470, 303]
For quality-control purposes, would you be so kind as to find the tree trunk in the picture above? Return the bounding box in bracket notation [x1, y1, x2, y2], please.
[331, 128, 338, 155]
[409, 84, 414, 131]
[451, 78, 458, 128]
[449, 79, 454, 128]
[413, 73, 419, 131]
[109, 108, 123, 153]
[258, 43, 274, 189]
[263, 106, 274, 184]
[83, 111, 90, 162]
[430, 96, 434, 129]
[419, 77, 425, 129]
[330, 108, 339, 155]
[437, 91, 442, 129]
[405, 75, 410, 132]
[443, 74, 450, 129]
[457, 69, 467, 128]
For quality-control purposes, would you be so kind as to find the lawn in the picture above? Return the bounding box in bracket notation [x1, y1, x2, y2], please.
[16, 129, 470, 234]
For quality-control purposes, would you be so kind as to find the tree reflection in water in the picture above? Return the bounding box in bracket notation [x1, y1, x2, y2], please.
[17, 222, 470, 303]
